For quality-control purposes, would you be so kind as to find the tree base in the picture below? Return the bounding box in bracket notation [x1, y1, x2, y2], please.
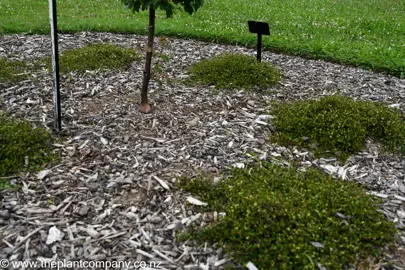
[139, 103, 153, 114]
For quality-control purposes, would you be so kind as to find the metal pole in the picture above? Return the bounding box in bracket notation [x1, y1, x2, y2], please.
[257, 33, 262, 62]
[49, 0, 61, 131]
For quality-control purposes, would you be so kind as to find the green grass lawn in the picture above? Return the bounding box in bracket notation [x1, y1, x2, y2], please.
[0, 0, 404, 77]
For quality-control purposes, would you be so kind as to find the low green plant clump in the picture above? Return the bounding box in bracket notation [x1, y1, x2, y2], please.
[187, 53, 280, 90]
[45, 43, 140, 73]
[178, 163, 397, 269]
[0, 179, 21, 191]
[0, 57, 30, 83]
[0, 114, 54, 177]
[271, 95, 405, 161]
[0, 180, 11, 191]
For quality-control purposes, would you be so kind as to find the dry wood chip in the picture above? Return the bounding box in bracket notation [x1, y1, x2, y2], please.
[246, 262, 259, 270]
[153, 176, 171, 190]
[46, 226, 65, 244]
[37, 169, 51, 180]
[0, 32, 404, 269]
[186, 197, 208, 206]
[136, 249, 155, 259]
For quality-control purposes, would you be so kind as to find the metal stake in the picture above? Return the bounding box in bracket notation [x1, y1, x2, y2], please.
[257, 33, 262, 62]
[49, 0, 61, 131]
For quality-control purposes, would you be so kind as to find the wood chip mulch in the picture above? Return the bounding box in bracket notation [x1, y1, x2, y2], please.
[0, 32, 405, 269]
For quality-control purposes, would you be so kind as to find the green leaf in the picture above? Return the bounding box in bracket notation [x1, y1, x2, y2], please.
[123, 0, 204, 17]
[158, 1, 174, 18]
[161, 55, 170, 62]
[154, 63, 163, 73]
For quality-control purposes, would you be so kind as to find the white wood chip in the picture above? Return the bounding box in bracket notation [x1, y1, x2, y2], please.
[152, 248, 175, 264]
[100, 137, 108, 145]
[394, 195, 405, 201]
[246, 262, 259, 270]
[135, 249, 155, 259]
[397, 210, 405, 219]
[86, 227, 100, 238]
[232, 162, 245, 169]
[186, 197, 208, 206]
[310, 241, 325, 248]
[37, 169, 51, 180]
[214, 258, 229, 267]
[78, 139, 89, 149]
[153, 175, 170, 190]
[320, 164, 338, 174]
[46, 226, 65, 244]
[337, 166, 348, 180]
[367, 192, 389, 199]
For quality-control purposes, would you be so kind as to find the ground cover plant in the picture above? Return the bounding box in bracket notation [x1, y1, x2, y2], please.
[178, 163, 397, 269]
[0, 180, 12, 191]
[0, 57, 30, 83]
[1, 0, 404, 77]
[187, 53, 280, 90]
[0, 114, 54, 178]
[270, 95, 405, 162]
[1, 44, 139, 84]
[44, 43, 140, 73]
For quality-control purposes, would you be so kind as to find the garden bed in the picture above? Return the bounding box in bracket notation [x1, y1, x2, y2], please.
[0, 32, 404, 269]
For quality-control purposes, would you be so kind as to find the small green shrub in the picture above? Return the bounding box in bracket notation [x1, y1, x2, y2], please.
[0, 179, 11, 191]
[271, 95, 405, 161]
[186, 53, 280, 90]
[178, 163, 397, 269]
[0, 179, 21, 191]
[0, 114, 53, 177]
[0, 57, 29, 83]
[44, 43, 140, 73]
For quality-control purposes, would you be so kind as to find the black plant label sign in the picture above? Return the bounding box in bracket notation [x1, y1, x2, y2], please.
[248, 21, 270, 62]
[248, 21, 270, 35]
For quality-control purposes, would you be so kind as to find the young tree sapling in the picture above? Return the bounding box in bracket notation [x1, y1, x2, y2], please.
[122, 0, 204, 113]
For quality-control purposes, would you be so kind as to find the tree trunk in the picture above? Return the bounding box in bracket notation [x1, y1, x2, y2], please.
[139, 6, 155, 113]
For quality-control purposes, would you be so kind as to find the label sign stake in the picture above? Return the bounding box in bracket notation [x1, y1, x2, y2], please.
[248, 21, 270, 62]
[49, 0, 61, 131]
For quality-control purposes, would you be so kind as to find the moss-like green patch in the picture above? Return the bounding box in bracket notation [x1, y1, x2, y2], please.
[0, 180, 11, 191]
[178, 163, 397, 269]
[0, 57, 30, 83]
[0, 179, 21, 191]
[0, 114, 54, 178]
[271, 95, 405, 161]
[186, 53, 280, 90]
[44, 43, 140, 73]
